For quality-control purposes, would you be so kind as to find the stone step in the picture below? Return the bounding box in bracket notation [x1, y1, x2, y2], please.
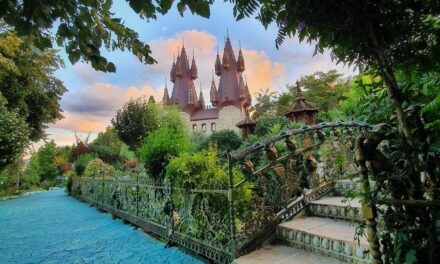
[277, 216, 372, 264]
[233, 244, 344, 264]
[308, 196, 364, 222]
[334, 178, 375, 196]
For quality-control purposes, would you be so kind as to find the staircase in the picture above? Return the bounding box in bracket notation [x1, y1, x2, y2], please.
[234, 180, 372, 264]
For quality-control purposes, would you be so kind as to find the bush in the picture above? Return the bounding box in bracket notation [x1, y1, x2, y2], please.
[74, 153, 96, 176]
[83, 158, 114, 178]
[139, 127, 189, 180]
[204, 130, 242, 154]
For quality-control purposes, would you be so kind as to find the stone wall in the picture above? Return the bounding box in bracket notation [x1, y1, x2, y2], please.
[182, 106, 244, 135]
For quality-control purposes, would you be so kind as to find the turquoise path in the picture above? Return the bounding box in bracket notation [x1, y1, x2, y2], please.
[0, 189, 203, 264]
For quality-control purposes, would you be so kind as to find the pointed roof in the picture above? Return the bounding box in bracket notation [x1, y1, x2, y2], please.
[285, 81, 319, 115]
[162, 80, 171, 105]
[170, 46, 199, 111]
[237, 41, 245, 72]
[215, 45, 222, 76]
[210, 72, 218, 106]
[170, 56, 176, 82]
[190, 51, 198, 80]
[216, 35, 243, 108]
[198, 83, 205, 109]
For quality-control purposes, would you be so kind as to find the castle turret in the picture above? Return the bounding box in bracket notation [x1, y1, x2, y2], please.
[215, 46, 222, 76]
[169, 46, 199, 113]
[216, 35, 243, 108]
[210, 73, 219, 107]
[198, 83, 205, 109]
[237, 42, 245, 72]
[170, 56, 176, 82]
[162, 80, 171, 105]
[190, 52, 198, 80]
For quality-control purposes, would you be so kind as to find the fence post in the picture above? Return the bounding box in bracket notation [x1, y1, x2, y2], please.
[136, 172, 139, 217]
[101, 171, 105, 210]
[355, 134, 383, 264]
[227, 151, 237, 260]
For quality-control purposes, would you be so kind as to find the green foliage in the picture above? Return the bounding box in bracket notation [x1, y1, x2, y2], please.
[89, 126, 123, 164]
[0, 92, 28, 170]
[0, 32, 66, 142]
[253, 114, 291, 137]
[36, 141, 59, 182]
[112, 97, 159, 151]
[299, 70, 351, 112]
[83, 158, 114, 178]
[251, 89, 277, 120]
[189, 131, 209, 152]
[74, 153, 96, 176]
[205, 130, 242, 153]
[0, 0, 215, 72]
[139, 127, 189, 180]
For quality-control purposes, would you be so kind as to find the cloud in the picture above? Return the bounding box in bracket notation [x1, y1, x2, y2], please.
[242, 49, 285, 94]
[56, 83, 164, 134]
[73, 62, 105, 84]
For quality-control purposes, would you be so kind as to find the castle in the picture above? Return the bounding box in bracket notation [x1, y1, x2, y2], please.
[162, 35, 254, 138]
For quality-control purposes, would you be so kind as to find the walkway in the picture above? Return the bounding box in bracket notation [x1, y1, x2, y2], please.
[0, 189, 203, 264]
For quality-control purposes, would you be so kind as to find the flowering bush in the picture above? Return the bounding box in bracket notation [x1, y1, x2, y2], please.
[83, 158, 114, 178]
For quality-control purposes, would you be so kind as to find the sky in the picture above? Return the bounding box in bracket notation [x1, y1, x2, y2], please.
[44, 1, 355, 147]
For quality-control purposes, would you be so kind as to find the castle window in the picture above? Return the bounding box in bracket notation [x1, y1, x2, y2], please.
[202, 123, 206, 132]
[192, 124, 197, 130]
[211, 123, 216, 132]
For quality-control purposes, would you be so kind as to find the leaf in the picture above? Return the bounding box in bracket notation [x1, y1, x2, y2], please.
[106, 62, 116, 73]
[405, 249, 417, 264]
[68, 51, 80, 65]
[429, 136, 440, 152]
[129, 0, 144, 13]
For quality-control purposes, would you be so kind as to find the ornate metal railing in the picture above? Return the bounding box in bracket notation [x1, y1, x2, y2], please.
[228, 121, 374, 256]
[72, 176, 233, 263]
[71, 121, 377, 263]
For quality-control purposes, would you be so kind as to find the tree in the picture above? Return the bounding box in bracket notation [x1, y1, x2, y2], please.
[205, 130, 242, 153]
[299, 70, 351, 112]
[35, 141, 58, 182]
[251, 89, 277, 120]
[89, 126, 123, 164]
[0, 31, 66, 142]
[0, 93, 28, 170]
[0, 0, 213, 72]
[231, 0, 440, 149]
[112, 97, 159, 151]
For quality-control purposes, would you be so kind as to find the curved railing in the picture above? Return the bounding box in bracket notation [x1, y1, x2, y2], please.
[72, 121, 377, 263]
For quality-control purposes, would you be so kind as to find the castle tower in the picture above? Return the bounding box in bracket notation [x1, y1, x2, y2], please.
[169, 46, 199, 113]
[162, 79, 171, 105]
[215, 36, 244, 108]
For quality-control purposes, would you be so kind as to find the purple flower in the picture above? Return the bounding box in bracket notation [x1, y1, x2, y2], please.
[297, 21, 307, 31]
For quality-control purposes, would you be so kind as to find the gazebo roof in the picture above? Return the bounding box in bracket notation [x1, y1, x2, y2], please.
[285, 81, 319, 115]
[236, 110, 256, 128]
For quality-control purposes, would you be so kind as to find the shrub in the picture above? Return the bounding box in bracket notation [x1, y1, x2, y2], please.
[139, 127, 189, 180]
[204, 130, 242, 154]
[74, 153, 96, 176]
[83, 158, 114, 178]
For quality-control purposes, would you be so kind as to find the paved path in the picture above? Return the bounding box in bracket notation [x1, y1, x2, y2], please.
[0, 189, 203, 264]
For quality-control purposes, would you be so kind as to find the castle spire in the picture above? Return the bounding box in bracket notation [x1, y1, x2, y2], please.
[198, 82, 205, 109]
[162, 78, 171, 105]
[190, 50, 198, 80]
[175, 49, 182, 77]
[210, 70, 218, 107]
[237, 40, 245, 72]
[215, 44, 222, 76]
[170, 55, 176, 82]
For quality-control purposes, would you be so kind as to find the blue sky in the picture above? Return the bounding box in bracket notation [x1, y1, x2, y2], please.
[46, 1, 355, 146]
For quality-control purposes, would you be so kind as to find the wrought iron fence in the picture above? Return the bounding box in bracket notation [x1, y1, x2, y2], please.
[72, 121, 376, 263]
